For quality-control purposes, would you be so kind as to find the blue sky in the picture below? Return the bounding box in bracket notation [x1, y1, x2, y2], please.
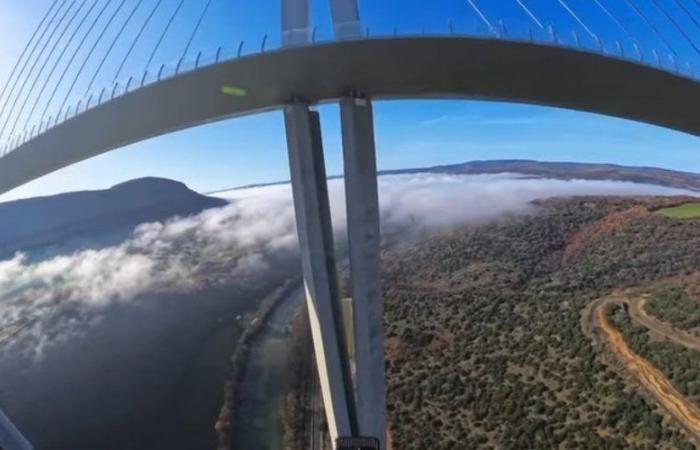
[1, 0, 700, 201]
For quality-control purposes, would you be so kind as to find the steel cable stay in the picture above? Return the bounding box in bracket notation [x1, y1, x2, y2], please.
[6, 0, 90, 140]
[592, 0, 639, 46]
[23, 0, 101, 132]
[56, 0, 128, 122]
[0, 0, 61, 111]
[84, 0, 147, 95]
[514, 0, 544, 29]
[144, 0, 185, 70]
[112, 0, 164, 83]
[36, 0, 113, 129]
[180, 0, 217, 63]
[663, 0, 700, 56]
[0, 0, 80, 143]
[0, 0, 70, 142]
[554, 0, 596, 39]
[622, 0, 679, 57]
[648, 0, 700, 57]
[465, 0, 495, 34]
[4, 0, 87, 140]
[675, 0, 700, 32]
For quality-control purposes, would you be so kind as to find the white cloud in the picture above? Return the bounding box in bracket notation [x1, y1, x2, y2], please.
[220, 172, 697, 235]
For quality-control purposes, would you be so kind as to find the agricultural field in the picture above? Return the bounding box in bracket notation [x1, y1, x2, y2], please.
[656, 202, 700, 218]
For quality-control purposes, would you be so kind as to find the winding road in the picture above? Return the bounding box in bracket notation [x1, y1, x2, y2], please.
[588, 295, 700, 439]
[628, 296, 700, 352]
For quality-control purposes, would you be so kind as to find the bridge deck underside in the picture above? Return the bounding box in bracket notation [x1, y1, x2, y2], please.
[1, 36, 700, 194]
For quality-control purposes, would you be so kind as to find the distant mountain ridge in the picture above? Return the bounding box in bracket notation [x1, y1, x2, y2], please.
[4, 161, 700, 260]
[390, 160, 700, 191]
[0, 177, 226, 260]
[209, 160, 700, 194]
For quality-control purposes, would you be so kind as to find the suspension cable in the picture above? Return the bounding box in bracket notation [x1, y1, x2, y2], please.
[37, 0, 112, 128]
[84, 0, 146, 95]
[0, 0, 61, 111]
[465, 0, 495, 33]
[622, 0, 678, 56]
[649, 0, 700, 57]
[0, 0, 69, 142]
[555, 0, 596, 38]
[0, 0, 79, 143]
[24, 0, 100, 131]
[56, 0, 128, 118]
[113, 0, 163, 82]
[144, 0, 185, 70]
[515, 0, 544, 29]
[181, 0, 215, 61]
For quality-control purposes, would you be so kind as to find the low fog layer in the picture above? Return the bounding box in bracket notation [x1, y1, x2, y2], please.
[222, 172, 697, 234]
[1, 173, 695, 361]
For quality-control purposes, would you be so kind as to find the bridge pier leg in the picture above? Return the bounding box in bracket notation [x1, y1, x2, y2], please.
[341, 96, 387, 450]
[329, 0, 363, 39]
[0, 408, 33, 450]
[281, 0, 310, 46]
[284, 104, 358, 445]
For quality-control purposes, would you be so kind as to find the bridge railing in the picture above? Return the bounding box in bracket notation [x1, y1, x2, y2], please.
[2, 18, 697, 158]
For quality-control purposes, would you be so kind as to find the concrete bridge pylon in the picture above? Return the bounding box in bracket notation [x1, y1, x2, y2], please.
[284, 97, 387, 449]
[284, 103, 359, 444]
[282, 1, 387, 448]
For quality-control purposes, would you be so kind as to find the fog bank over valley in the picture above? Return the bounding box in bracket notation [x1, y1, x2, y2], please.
[0, 170, 696, 448]
[2, 173, 695, 361]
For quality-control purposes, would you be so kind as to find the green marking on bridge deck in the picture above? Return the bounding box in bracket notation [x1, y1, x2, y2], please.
[221, 85, 247, 97]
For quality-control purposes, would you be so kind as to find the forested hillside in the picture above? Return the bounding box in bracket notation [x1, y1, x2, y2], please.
[382, 196, 700, 449]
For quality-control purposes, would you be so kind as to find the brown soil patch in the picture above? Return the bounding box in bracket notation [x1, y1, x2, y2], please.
[564, 206, 649, 261]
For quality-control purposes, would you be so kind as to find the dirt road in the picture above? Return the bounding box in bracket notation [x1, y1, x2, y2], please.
[594, 301, 700, 437]
[627, 296, 700, 352]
